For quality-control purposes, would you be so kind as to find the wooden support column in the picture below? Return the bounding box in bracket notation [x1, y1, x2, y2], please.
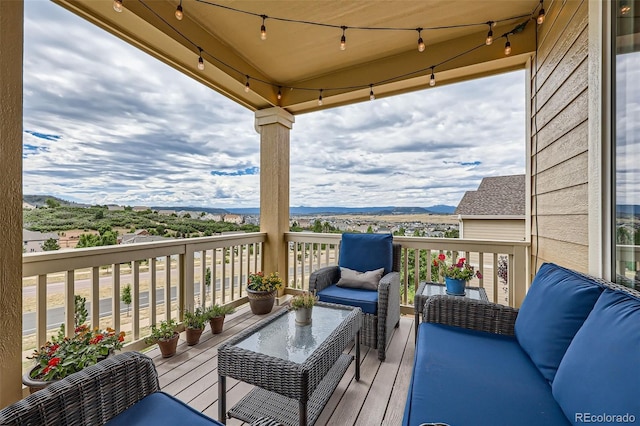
[0, 0, 24, 406]
[255, 108, 294, 285]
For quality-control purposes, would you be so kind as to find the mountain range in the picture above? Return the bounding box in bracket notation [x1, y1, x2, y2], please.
[23, 195, 456, 215]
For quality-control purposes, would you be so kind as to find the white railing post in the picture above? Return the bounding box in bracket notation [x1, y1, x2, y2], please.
[150, 258, 157, 327]
[112, 264, 121, 334]
[65, 270, 75, 337]
[132, 261, 140, 340]
[91, 267, 99, 329]
[512, 245, 528, 307]
[36, 274, 47, 347]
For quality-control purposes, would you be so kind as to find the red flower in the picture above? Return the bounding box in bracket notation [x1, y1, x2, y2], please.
[459, 258, 466, 264]
[90, 334, 105, 345]
[438, 254, 446, 261]
[48, 357, 61, 367]
[42, 366, 50, 375]
[477, 271, 483, 279]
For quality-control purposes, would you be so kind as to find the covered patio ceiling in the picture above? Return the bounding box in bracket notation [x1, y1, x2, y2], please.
[53, 0, 540, 114]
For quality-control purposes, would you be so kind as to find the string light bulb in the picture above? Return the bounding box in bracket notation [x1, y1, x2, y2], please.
[504, 35, 512, 55]
[113, 0, 123, 12]
[245, 76, 251, 93]
[486, 22, 494, 45]
[537, 1, 545, 24]
[417, 28, 425, 52]
[340, 26, 347, 50]
[277, 87, 282, 100]
[369, 85, 375, 101]
[197, 48, 205, 70]
[175, 1, 183, 20]
[318, 89, 323, 106]
[260, 15, 267, 40]
[620, 1, 631, 15]
[429, 68, 436, 87]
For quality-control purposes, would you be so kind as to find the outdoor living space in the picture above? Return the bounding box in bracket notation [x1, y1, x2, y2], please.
[147, 303, 415, 426]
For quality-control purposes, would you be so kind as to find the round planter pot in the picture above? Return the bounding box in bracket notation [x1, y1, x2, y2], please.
[157, 333, 180, 358]
[445, 277, 467, 296]
[22, 367, 59, 394]
[185, 327, 204, 346]
[294, 307, 313, 326]
[247, 289, 276, 315]
[209, 316, 225, 334]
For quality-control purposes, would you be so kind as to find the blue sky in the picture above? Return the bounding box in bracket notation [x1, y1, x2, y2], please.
[22, 0, 525, 208]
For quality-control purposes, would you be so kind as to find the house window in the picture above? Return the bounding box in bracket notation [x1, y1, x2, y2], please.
[613, 0, 640, 287]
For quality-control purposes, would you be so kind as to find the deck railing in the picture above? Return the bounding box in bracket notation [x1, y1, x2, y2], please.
[285, 232, 530, 308]
[22, 233, 265, 356]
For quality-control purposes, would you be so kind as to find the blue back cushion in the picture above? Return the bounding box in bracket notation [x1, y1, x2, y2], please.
[317, 285, 378, 315]
[106, 392, 223, 425]
[403, 323, 570, 426]
[515, 263, 603, 383]
[339, 233, 393, 275]
[552, 289, 640, 425]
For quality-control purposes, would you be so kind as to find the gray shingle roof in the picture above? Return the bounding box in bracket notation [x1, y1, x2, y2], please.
[455, 174, 525, 216]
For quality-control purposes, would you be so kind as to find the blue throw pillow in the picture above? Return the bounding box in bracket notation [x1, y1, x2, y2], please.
[552, 289, 640, 425]
[338, 233, 393, 275]
[514, 263, 603, 383]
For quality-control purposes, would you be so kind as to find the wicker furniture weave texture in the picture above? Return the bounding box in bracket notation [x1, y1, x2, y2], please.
[414, 281, 489, 340]
[0, 351, 159, 426]
[217, 302, 362, 426]
[309, 243, 401, 361]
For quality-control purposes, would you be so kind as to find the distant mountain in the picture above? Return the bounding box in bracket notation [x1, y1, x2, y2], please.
[152, 206, 229, 214]
[426, 204, 456, 214]
[23, 195, 88, 208]
[226, 206, 456, 215]
[616, 205, 640, 216]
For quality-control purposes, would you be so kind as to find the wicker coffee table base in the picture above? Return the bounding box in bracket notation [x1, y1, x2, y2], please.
[228, 353, 353, 426]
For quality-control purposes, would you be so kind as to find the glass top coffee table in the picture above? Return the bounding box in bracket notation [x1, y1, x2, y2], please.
[414, 281, 488, 341]
[217, 302, 362, 426]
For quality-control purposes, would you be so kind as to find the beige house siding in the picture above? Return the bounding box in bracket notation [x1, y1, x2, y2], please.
[461, 219, 526, 241]
[531, 0, 589, 275]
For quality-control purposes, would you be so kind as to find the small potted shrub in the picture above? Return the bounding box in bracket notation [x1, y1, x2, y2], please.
[206, 304, 236, 334]
[246, 271, 283, 315]
[145, 319, 179, 358]
[183, 307, 207, 345]
[290, 292, 317, 326]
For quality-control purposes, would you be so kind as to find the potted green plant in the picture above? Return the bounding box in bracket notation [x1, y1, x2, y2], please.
[290, 292, 318, 325]
[433, 254, 482, 296]
[246, 271, 283, 315]
[145, 319, 179, 358]
[205, 304, 236, 334]
[183, 307, 207, 345]
[23, 296, 125, 393]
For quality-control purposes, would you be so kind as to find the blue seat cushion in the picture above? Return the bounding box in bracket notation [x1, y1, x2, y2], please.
[403, 323, 570, 426]
[552, 289, 640, 425]
[317, 284, 378, 315]
[515, 263, 603, 383]
[339, 233, 393, 275]
[106, 392, 223, 426]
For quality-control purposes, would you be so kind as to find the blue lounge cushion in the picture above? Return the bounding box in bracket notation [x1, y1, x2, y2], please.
[339, 233, 393, 275]
[552, 289, 640, 425]
[106, 392, 223, 426]
[403, 323, 570, 426]
[514, 263, 603, 383]
[317, 284, 378, 315]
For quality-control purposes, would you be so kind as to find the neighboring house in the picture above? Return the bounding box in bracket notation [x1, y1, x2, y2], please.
[23, 229, 59, 253]
[132, 206, 149, 212]
[118, 229, 151, 244]
[455, 175, 526, 241]
[107, 205, 124, 211]
[157, 209, 177, 216]
[201, 213, 223, 221]
[455, 174, 526, 303]
[223, 214, 244, 224]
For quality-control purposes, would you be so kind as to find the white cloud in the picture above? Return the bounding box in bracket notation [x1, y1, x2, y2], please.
[23, 0, 525, 209]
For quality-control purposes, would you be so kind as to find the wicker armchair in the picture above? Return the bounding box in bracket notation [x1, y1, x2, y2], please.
[309, 234, 401, 361]
[0, 351, 283, 426]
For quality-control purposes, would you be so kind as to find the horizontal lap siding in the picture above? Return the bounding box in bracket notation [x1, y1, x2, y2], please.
[462, 220, 526, 241]
[531, 0, 589, 275]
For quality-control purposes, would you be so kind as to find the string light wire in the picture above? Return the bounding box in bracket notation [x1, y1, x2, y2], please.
[135, 0, 535, 103]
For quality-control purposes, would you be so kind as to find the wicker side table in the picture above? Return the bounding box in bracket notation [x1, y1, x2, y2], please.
[218, 302, 361, 426]
[414, 281, 488, 341]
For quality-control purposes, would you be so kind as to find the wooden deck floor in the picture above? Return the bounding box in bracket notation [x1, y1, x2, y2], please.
[147, 304, 415, 426]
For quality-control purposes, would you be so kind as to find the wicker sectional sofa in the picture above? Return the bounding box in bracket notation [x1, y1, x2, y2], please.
[403, 262, 640, 426]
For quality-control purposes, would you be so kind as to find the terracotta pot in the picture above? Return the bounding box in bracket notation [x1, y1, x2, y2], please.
[209, 316, 225, 334]
[247, 289, 276, 315]
[185, 327, 204, 346]
[157, 332, 180, 358]
[22, 367, 59, 394]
